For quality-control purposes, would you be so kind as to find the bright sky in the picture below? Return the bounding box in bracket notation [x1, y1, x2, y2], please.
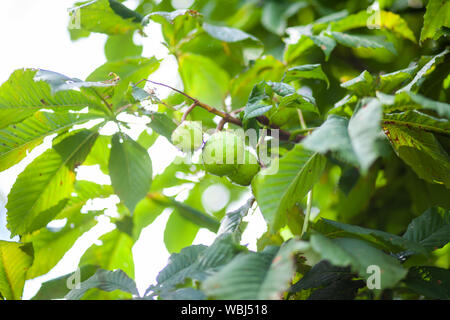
[0, 0, 266, 299]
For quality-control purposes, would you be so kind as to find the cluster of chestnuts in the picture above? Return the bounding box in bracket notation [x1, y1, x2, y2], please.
[171, 121, 260, 186]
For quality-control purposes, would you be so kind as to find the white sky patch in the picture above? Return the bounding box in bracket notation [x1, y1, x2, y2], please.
[76, 165, 111, 185]
[202, 184, 230, 213]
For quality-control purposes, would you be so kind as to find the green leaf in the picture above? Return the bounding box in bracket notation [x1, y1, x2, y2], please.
[164, 210, 200, 254]
[178, 53, 230, 108]
[284, 64, 330, 88]
[348, 99, 386, 173]
[378, 91, 450, 118]
[0, 111, 100, 172]
[397, 48, 449, 93]
[384, 125, 450, 187]
[0, 241, 33, 300]
[146, 111, 177, 142]
[202, 22, 264, 64]
[6, 130, 98, 236]
[22, 212, 98, 279]
[310, 234, 407, 290]
[302, 115, 359, 166]
[230, 56, 285, 109]
[402, 207, 450, 251]
[65, 269, 138, 300]
[403, 266, 450, 299]
[310, 33, 337, 61]
[330, 10, 416, 43]
[145, 10, 201, 48]
[243, 82, 273, 120]
[217, 197, 254, 240]
[69, 0, 144, 36]
[57, 181, 113, 220]
[290, 260, 354, 292]
[377, 66, 417, 93]
[316, 218, 427, 255]
[80, 229, 135, 280]
[83, 135, 111, 174]
[383, 110, 450, 136]
[158, 288, 206, 300]
[33, 69, 114, 94]
[150, 234, 242, 297]
[420, 0, 450, 43]
[109, 133, 152, 213]
[341, 70, 375, 96]
[202, 240, 303, 300]
[252, 144, 327, 232]
[105, 33, 143, 61]
[32, 265, 98, 300]
[329, 32, 396, 54]
[261, 1, 308, 35]
[87, 57, 160, 109]
[0, 69, 104, 129]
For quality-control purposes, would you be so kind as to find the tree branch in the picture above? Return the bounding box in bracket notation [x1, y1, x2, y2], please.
[138, 79, 305, 143]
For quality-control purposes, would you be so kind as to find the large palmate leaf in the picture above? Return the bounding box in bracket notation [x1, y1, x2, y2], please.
[309, 234, 407, 290]
[252, 144, 327, 231]
[109, 133, 152, 214]
[22, 212, 99, 279]
[178, 53, 230, 108]
[6, 130, 98, 236]
[202, 240, 303, 300]
[69, 0, 144, 37]
[420, 0, 450, 43]
[65, 269, 139, 300]
[402, 207, 450, 251]
[0, 241, 33, 300]
[0, 112, 100, 172]
[384, 125, 450, 188]
[0, 69, 104, 129]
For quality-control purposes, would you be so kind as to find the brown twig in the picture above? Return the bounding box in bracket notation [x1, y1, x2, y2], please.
[181, 102, 198, 122]
[216, 118, 227, 132]
[136, 79, 305, 143]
